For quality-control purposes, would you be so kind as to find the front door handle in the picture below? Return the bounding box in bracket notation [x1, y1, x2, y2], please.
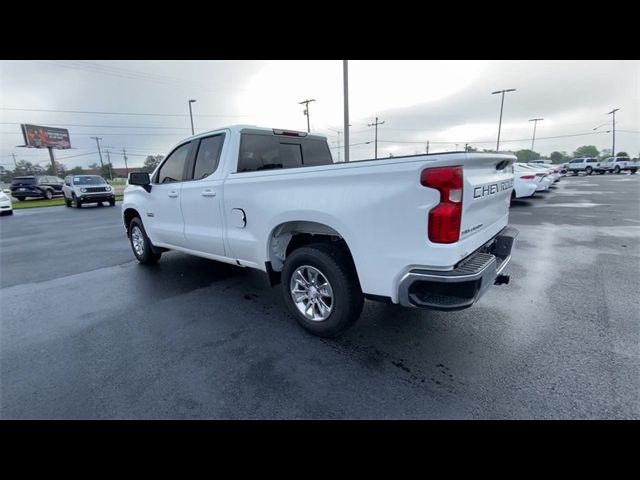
[168, 191, 179, 198]
[201, 189, 216, 197]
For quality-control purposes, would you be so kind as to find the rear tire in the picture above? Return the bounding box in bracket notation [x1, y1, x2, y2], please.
[586, 167, 592, 175]
[614, 166, 621, 174]
[281, 243, 363, 338]
[44, 189, 53, 199]
[129, 217, 161, 264]
[17, 197, 25, 201]
[109, 198, 116, 206]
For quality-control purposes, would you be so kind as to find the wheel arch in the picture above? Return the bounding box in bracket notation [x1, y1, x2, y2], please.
[265, 220, 358, 286]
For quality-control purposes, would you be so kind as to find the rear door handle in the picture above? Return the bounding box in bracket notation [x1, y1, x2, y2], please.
[201, 189, 216, 197]
[168, 191, 179, 198]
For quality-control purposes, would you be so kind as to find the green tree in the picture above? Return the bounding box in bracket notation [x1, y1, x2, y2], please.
[514, 149, 540, 163]
[100, 164, 113, 179]
[573, 145, 599, 158]
[143, 155, 164, 173]
[616, 151, 629, 157]
[14, 160, 43, 176]
[43, 161, 66, 177]
[67, 166, 84, 175]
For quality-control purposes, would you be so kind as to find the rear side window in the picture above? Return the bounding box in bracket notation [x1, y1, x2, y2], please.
[192, 134, 225, 180]
[302, 139, 333, 166]
[237, 133, 332, 173]
[278, 143, 303, 168]
[587, 159, 597, 163]
[156, 142, 191, 184]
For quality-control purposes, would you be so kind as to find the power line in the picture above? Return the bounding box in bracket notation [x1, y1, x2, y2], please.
[0, 107, 249, 118]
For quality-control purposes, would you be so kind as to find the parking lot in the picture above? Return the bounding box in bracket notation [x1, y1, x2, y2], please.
[1, 173, 638, 419]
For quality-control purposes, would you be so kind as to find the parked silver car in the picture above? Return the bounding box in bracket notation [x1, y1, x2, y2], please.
[62, 175, 116, 208]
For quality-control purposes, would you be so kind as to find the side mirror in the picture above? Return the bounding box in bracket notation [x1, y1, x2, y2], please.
[129, 172, 152, 192]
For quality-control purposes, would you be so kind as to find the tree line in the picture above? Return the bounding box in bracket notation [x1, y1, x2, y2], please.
[0, 155, 164, 183]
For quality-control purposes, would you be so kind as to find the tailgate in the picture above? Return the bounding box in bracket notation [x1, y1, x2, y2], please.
[460, 153, 515, 241]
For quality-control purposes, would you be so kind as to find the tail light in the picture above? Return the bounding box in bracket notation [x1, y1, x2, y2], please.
[421, 166, 463, 244]
[520, 175, 536, 179]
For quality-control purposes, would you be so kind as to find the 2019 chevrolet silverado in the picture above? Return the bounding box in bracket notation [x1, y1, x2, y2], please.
[122, 126, 518, 337]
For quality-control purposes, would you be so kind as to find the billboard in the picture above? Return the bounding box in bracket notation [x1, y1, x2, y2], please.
[21, 124, 71, 149]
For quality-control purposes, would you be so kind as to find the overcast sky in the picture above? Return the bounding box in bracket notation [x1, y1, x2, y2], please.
[1, 60, 638, 169]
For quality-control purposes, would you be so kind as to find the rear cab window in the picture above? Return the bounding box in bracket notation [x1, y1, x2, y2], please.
[237, 131, 333, 173]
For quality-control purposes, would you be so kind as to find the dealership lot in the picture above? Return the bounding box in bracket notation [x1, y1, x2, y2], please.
[1, 174, 638, 419]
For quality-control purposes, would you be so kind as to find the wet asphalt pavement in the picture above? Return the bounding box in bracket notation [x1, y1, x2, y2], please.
[1, 173, 638, 419]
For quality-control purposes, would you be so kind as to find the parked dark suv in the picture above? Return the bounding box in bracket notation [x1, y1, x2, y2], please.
[10, 175, 65, 201]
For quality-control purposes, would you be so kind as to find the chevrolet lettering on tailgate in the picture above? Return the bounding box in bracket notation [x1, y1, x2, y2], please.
[473, 179, 514, 199]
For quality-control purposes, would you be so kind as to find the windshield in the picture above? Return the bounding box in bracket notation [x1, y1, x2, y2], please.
[11, 177, 36, 185]
[73, 176, 107, 185]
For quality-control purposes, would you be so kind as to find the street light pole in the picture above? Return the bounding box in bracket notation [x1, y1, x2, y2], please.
[608, 108, 620, 157]
[343, 60, 349, 162]
[188, 99, 196, 135]
[492, 88, 516, 151]
[529, 118, 544, 151]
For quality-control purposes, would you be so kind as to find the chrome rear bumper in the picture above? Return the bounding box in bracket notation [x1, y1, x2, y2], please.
[398, 226, 518, 311]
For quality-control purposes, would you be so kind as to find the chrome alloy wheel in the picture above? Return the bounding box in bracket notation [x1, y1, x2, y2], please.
[290, 265, 334, 322]
[131, 226, 145, 256]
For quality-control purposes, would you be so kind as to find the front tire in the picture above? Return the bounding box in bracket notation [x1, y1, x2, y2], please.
[586, 167, 592, 175]
[72, 194, 82, 208]
[282, 243, 363, 338]
[129, 217, 161, 264]
[614, 166, 621, 174]
[109, 198, 116, 206]
[44, 189, 53, 199]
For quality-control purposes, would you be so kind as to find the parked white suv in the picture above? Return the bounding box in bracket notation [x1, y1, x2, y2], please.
[122, 125, 518, 337]
[567, 157, 600, 175]
[63, 175, 116, 208]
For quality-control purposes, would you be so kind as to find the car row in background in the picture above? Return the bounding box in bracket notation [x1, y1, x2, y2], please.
[512, 161, 563, 202]
[565, 156, 638, 175]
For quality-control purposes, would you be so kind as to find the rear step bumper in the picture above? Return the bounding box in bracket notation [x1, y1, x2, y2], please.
[397, 226, 518, 311]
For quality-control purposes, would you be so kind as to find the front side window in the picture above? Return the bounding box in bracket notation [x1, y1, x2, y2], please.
[157, 142, 191, 184]
[192, 134, 225, 180]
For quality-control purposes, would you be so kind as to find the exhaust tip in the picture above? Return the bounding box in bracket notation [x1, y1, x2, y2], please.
[494, 274, 510, 285]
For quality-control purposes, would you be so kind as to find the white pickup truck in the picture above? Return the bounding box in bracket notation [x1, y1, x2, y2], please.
[594, 156, 638, 174]
[122, 125, 518, 337]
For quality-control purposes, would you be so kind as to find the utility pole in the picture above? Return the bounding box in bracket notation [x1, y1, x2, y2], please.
[91, 137, 105, 171]
[492, 88, 516, 151]
[105, 149, 113, 180]
[343, 60, 350, 162]
[608, 108, 620, 157]
[368, 117, 385, 160]
[465, 143, 469, 152]
[299, 98, 316, 133]
[426, 140, 429, 154]
[529, 118, 544, 151]
[188, 99, 196, 135]
[122, 148, 129, 176]
[10, 153, 17, 168]
[47, 147, 57, 176]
